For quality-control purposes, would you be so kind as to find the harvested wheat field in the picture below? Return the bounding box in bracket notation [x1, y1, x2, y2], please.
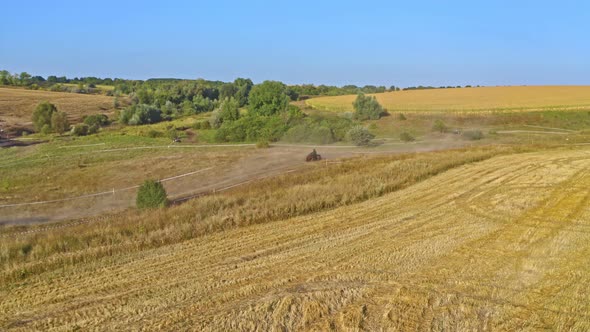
[307, 86, 590, 113]
[2, 147, 590, 330]
[0, 87, 116, 129]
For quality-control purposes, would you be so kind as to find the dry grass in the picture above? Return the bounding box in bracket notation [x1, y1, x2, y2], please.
[0, 146, 515, 279]
[306, 86, 590, 113]
[2, 147, 590, 330]
[0, 87, 117, 128]
[5, 146, 589, 330]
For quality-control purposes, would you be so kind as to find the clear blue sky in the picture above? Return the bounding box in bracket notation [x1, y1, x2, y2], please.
[1, 0, 589, 87]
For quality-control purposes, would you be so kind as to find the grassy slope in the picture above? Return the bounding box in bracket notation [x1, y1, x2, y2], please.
[306, 86, 590, 113]
[1, 147, 589, 330]
[0, 87, 117, 128]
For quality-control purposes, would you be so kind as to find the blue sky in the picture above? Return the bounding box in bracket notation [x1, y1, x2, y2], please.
[1, 0, 589, 86]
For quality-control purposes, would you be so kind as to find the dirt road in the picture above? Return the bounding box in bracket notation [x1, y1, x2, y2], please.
[0, 139, 472, 225]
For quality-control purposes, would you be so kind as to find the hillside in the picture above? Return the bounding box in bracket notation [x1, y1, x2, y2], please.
[306, 86, 590, 113]
[2, 147, 589, 330]
[0, 87, 116, 132]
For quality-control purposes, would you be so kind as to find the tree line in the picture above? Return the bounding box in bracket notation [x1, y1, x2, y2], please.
[0, 69, 403, 99]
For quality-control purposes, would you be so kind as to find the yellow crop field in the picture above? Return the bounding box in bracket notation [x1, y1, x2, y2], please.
[2, 147, 589, 330]
[306, 85, 590, 113]
[0, 87, 116, 127]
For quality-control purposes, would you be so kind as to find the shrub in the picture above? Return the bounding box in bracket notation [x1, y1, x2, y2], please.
[462, 130, 484, 140]
[400, 132, 415, 142]
[347, 125, 375, 146]
[83, 114, 109, 128]
[167, 128, 179, 140]
[219, 97, 240, 123]
[71, 124, 89, 136]
[119, 104, 162, 125]
[353, 94, 383, 120]
[147, 130, 164, 138]
[398, 113, 407, 120]
[40, 124, 52, 135]
[51, 111, 70, 135]
[136, 180, 168, 209]
[32, 101, 57, 132]
[215, 115, 288, 142]
[192, 120, 212, 130]
[256, 141, 270, 148]
[432, 119, 448, 133]
[88, 124, 99, 135]
[282, 123, 335, 145]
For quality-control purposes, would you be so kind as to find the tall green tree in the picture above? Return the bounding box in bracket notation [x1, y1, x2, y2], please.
[248, 81, 289, 116]
[32, 101, 57, 132]
[234, 78, 253, 107]
[219, 97, 240, 123]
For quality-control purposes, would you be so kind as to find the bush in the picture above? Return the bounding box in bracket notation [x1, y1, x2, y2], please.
[432, 119, 448, 133]
[215, 114, 289, 143]
[51, 111, 70, 135]
[256, 141, 270, 148]
[136, 180, 168, 209]
[167, 128, 179, 140]
[40, 124, 52, 135]
[399, 132, 415, 142]
[192, 120, 212, 130]
[462, 130, 484, 140]
[119, 104, 162, 125]
[32, 101, 57, 132]
[282, 123, 335, 145]
[71, 124, 89, 136]
[347, 125, 375, 146]
[83, 114, 109, 128]
[146, 130, 164, 138]
[219, 97, 240, 123]
[88, 124, 99, 135]
[353, 94, 383, 120]
[398, 113, 407, 120]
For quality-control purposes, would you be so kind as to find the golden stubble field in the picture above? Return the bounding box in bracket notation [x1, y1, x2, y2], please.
[0, 87, 116, 128]
[1, 147, 589, 330]
[306, 86, 590, 113]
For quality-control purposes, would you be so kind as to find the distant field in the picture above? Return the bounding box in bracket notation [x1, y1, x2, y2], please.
[2, 147, 589, 330]
[0, 87, 116, 129]
[62, 83, 115, 91]
[306, 86, 590, 113]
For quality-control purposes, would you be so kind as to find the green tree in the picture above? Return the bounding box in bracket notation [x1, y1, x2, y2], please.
[32, 101, 57, 132]
[248, 81, 289, 116]
[51, 111, 70, 135]
[234, 78, 253, 107]
[352, 94, 384, 120]
[19, 72, 32, 86]
[136, 180, 168, 209]
[219, 97, 240, 123]
[347, 125, 375, 146]
[219, 83, 238, 100]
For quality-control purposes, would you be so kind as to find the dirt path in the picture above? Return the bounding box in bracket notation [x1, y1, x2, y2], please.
[2, 148, 589, 330]
[1, 140, 473, 225]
